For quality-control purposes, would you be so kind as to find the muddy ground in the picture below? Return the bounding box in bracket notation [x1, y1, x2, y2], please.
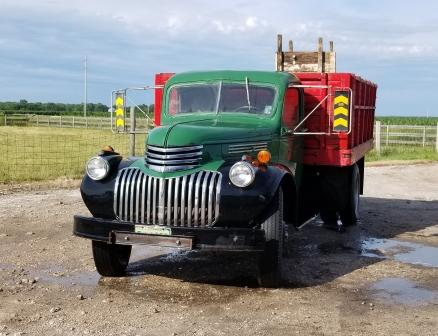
[1, 163, 438, 336]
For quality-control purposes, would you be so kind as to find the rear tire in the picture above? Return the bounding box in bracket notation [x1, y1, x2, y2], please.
[340, 164, 360, 226]
[92, 241, 132, 277]
[257, 189, 285, 288]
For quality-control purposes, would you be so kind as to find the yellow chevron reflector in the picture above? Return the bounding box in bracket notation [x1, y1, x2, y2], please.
[334, 95, 349, 105]
[116, 119, 124, 127]
[115, 96, 124, 106]
[333, 118, 348, 128]
[115, 108, 124, 116]
[334, 106, 349, 116]
[333, 91, 350, 132]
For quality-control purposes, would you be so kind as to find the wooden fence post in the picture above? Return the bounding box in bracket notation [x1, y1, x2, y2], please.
[436, 123, 438, 153]
[375, 121, 381, 155]
[386, 125, 389, 146]
[4, 114, 6, 126]
[423, 126, 426, 147]
[36, 115, 39, 127]
[72, 116, 75, 128]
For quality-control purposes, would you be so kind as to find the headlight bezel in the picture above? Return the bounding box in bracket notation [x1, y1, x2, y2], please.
[229, 161, 256, 188]
[86, 156, 110, 181]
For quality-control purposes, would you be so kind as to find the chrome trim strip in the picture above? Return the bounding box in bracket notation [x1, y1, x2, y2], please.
[146, 157, 201, 165]
[124, 169, 134, 222]
[174, 176, 180, 226]
[180, 175, 187, 227]
[167, 178, 173, 225]
[146, 175, 151, 224]
[228, 142, 268, 149]
[147, 144, 203, 153]
[152, 177, 157, 225]
[141, 173, 146, 224]
[215, 174, 222, 220]
[113, 169, 122, 219]
[207, 173, 215, 225]
[201, 171, 210, 227]
[158, 178, 165, 225]
[130, 169, 139, 223]
[194, 171, 203, 227]
[187, 174, 195, 227]
[147, 164, 199, 173]
[146, 151, 203, 159]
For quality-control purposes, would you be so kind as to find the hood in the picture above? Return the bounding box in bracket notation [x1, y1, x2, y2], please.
[147, 118, 274, 147]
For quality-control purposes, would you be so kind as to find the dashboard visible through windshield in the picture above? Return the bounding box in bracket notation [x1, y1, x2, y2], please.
[167, 82, 276, 115]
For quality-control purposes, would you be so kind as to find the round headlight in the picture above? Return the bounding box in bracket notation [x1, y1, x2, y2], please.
[229, 161, 256, 187]
[86, 157, 110, 181]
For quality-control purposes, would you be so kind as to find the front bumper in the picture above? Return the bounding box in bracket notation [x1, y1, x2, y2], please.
[73, 215, 265, 251]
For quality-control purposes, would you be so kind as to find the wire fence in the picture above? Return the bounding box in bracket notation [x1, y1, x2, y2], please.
[1, 121, 438, 183]
[1, 114, 152, 130]
[0, 128, 146, 182]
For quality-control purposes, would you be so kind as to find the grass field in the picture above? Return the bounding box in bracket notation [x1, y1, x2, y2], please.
[366, 147, 438, 162]
[1, 126, 437, 182]
[0, 126, 146, 182]
[376, 116, 438, 126]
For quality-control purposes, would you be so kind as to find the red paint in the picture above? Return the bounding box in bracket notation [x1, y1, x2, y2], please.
[153, 72, 377, 167]
[295, 72, 377, 167]
[154, 73, 174, 126]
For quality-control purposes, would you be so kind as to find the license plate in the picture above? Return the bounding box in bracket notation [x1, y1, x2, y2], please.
[134, 225, 172, 236]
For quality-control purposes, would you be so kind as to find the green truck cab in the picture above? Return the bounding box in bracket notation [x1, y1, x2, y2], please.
[73, 68, 377, 287]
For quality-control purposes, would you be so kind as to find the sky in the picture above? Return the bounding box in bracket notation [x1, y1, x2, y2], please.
[1, 0, 438, 116]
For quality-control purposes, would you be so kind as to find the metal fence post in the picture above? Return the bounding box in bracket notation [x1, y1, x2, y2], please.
[129, 106, 136, 156]
[36, 115, 39, 127]
[60, 115, 62, 128]
[375, 121, 381, 155]
[72, 116, 75, 128]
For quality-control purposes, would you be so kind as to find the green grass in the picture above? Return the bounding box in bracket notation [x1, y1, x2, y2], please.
[1, 126, 437, 183]
[376, 116, 438, 126]
[0, 126, 146, 182]
[366, 147, 438, 162]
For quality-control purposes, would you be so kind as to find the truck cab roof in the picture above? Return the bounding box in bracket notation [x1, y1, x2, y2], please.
[165, 70, 300, 87]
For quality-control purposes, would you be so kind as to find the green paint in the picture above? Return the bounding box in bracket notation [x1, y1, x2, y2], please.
[137, 70, 302, 181]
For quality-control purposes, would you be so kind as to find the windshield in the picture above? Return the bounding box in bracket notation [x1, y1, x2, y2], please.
[168, 82, 276, 115]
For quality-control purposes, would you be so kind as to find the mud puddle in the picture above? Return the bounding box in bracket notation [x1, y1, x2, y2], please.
[370, 278, 438, 305]
[362, 238, 438, 268]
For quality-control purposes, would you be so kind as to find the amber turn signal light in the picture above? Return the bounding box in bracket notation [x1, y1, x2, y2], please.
[257, 150, 271, 164]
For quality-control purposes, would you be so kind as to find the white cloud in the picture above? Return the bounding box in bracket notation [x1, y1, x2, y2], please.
[1, 0, 438, 115]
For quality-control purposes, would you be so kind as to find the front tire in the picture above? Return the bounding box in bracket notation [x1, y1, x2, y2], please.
[257, 188, 285, 288]
[92, 241, 132, 276]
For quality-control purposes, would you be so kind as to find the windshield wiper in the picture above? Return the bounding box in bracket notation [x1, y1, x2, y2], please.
[215, 81, 222, 115]
[245, 77, 251, 113]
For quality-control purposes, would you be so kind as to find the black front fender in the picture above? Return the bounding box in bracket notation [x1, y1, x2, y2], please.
[81, 157, 134, 219]
[216, 164, 297, 228]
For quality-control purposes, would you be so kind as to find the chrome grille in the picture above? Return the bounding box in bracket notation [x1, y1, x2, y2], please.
[114, 168, 222, 227]
[145, 145, 203, 172]
[227, 142, 268, 154]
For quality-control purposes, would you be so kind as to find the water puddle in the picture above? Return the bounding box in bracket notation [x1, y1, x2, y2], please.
[361, 238, 438, 268]
[370, 278, 438, 305]
[28, 265, 100, 287]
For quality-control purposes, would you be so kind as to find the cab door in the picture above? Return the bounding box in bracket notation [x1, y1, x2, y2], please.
[279, 86, 303, 173]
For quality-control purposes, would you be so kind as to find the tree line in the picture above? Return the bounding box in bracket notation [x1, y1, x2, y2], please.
[0, 100, 154, 117]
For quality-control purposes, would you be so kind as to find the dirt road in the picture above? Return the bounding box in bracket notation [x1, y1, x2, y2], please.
[1, 163, 438, 336]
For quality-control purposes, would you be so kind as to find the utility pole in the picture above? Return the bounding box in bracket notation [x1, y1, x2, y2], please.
[84, 56, 88, 118]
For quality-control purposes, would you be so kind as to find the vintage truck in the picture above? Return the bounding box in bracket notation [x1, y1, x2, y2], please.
[73, 37, 377, 287]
